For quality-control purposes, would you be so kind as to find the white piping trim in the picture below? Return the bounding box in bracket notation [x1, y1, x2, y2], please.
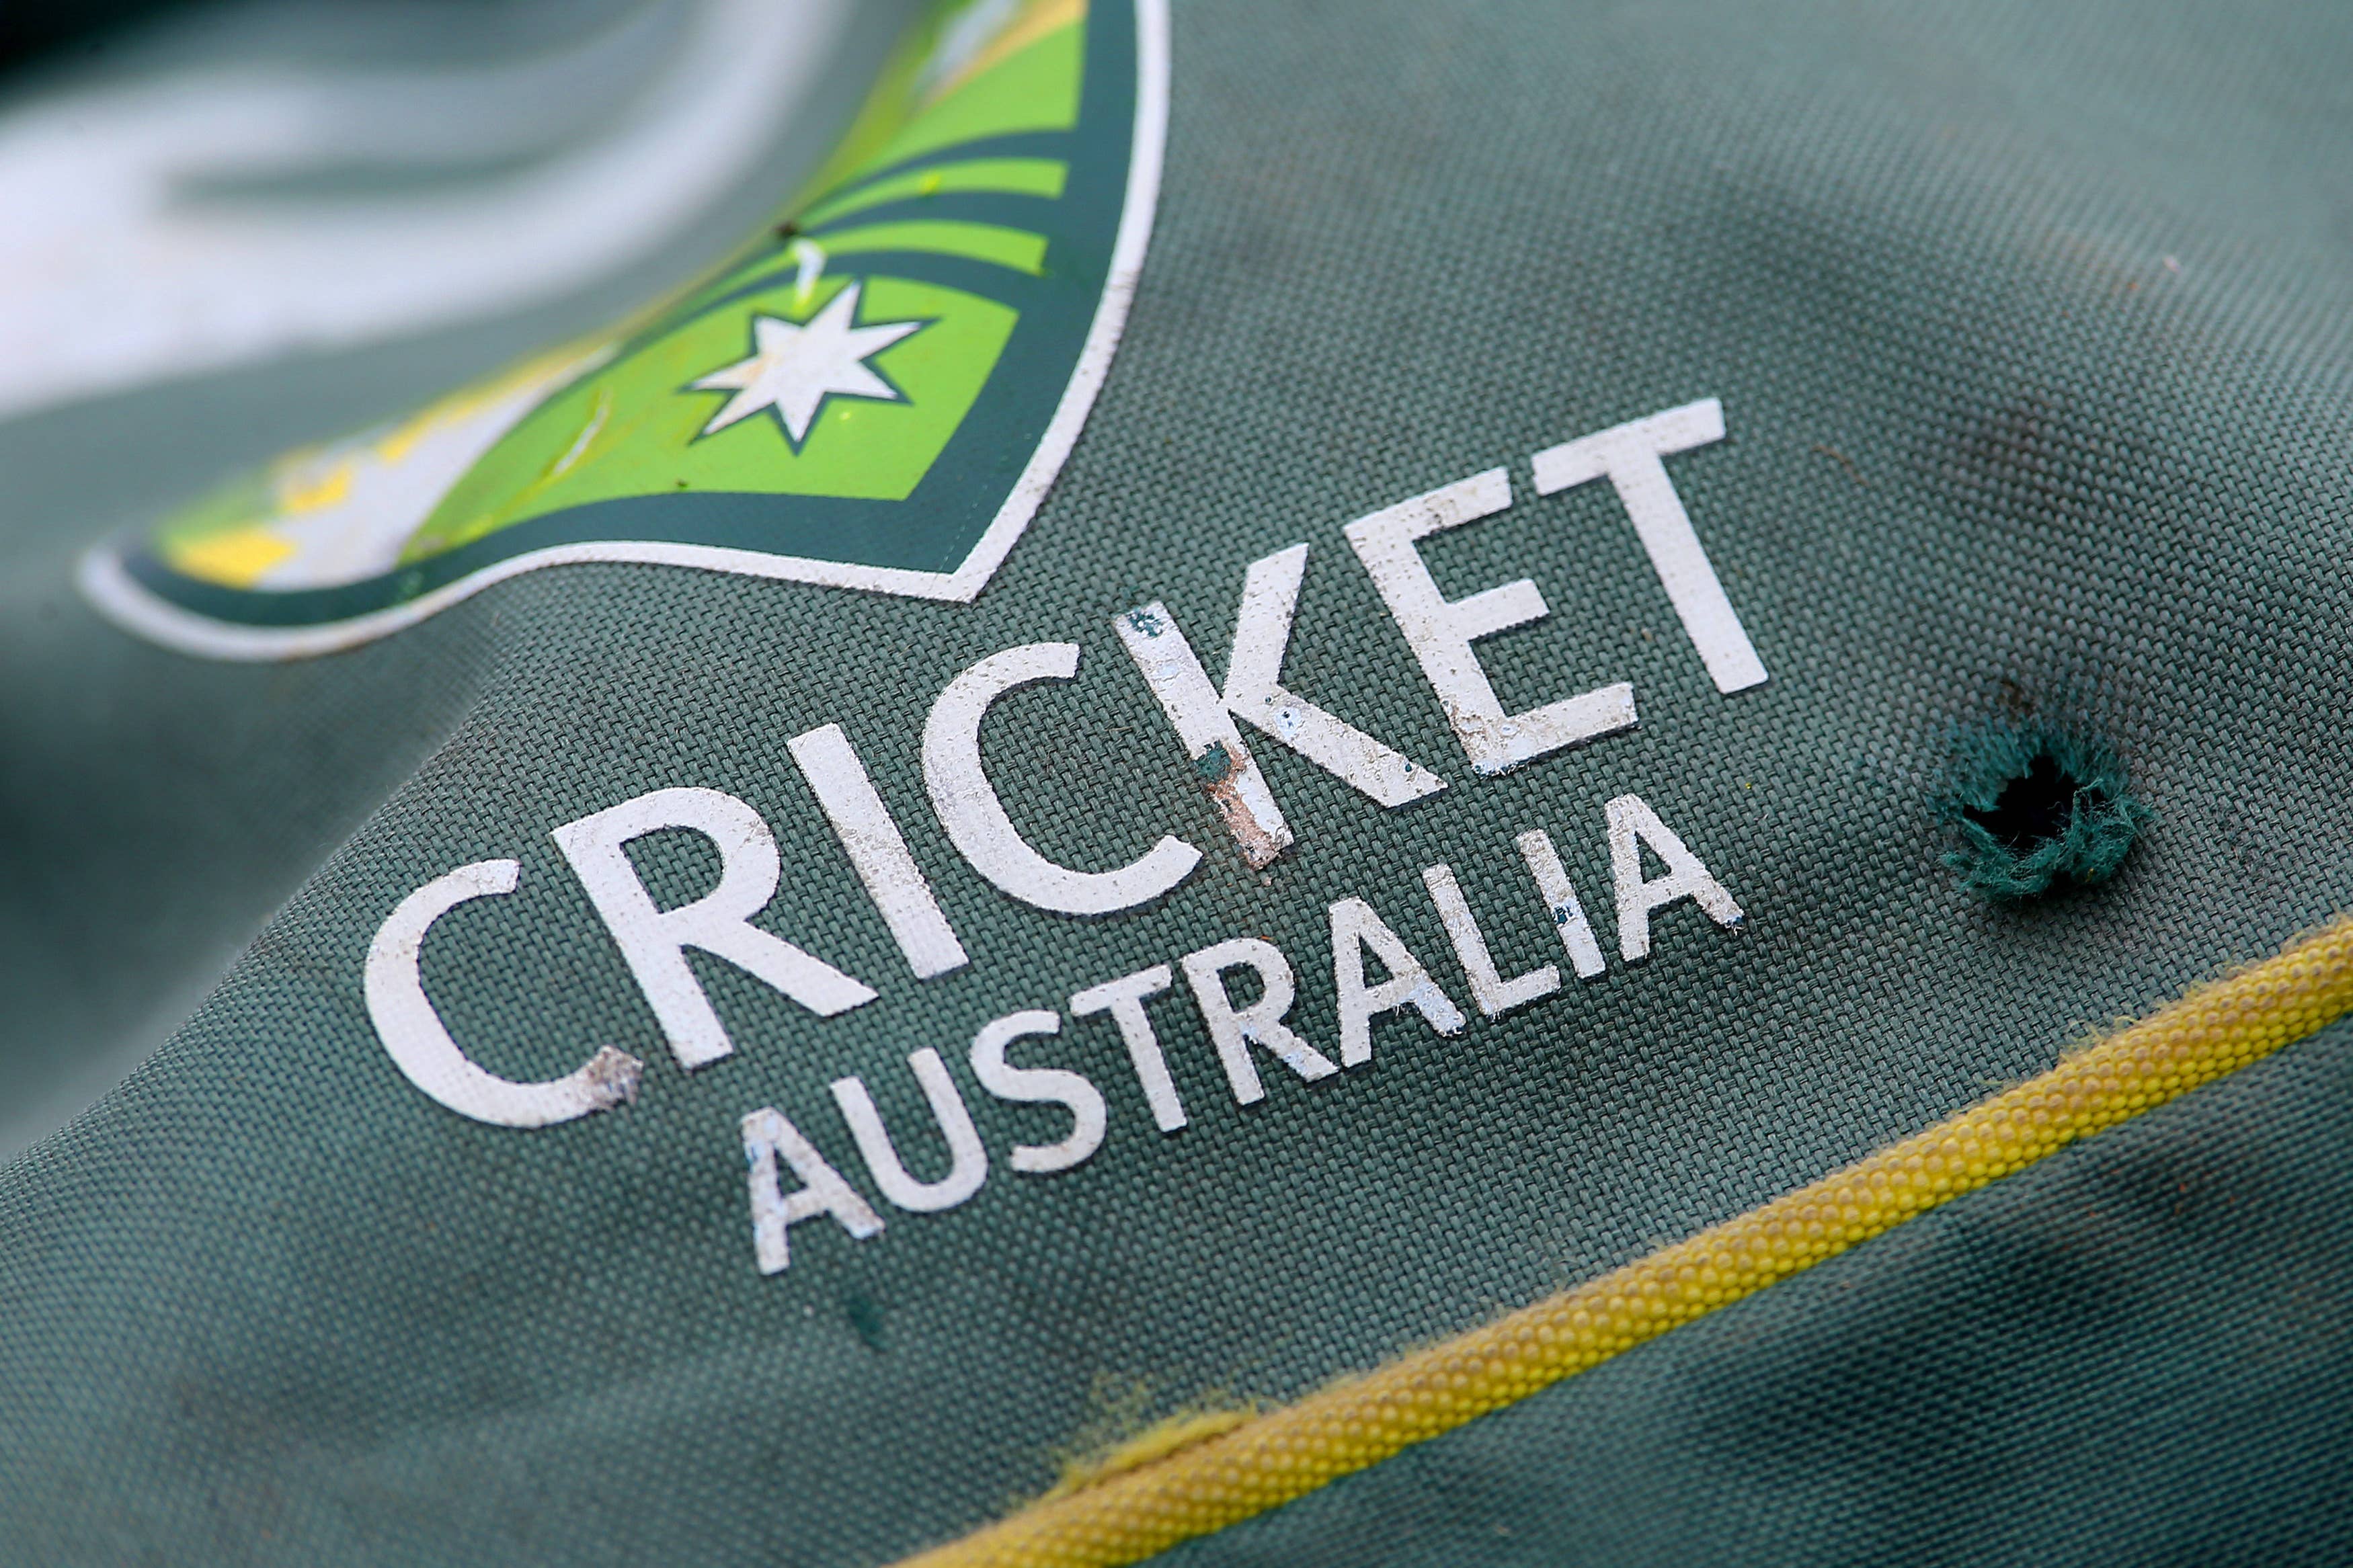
[79, 0, 1172, 663]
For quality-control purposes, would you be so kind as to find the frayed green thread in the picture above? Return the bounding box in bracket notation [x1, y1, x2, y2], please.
[1937, 723, 2151, 901]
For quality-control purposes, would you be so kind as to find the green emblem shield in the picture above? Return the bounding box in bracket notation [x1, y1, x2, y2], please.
[83, 0, 1168, 657]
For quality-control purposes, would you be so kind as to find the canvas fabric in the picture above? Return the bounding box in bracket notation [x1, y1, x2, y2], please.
[2, 1, 2350, 1563]
[1156, 1012, 2353, 1567]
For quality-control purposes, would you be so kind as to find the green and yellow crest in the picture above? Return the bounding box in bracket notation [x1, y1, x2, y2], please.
[86, 0, 1168, 657]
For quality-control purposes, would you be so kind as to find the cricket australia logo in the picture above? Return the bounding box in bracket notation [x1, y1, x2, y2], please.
[82, 0, 1170, 658]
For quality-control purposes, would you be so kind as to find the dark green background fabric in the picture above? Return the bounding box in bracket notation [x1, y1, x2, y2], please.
[3, 1, 2350, 1563]
[1160, 1016, 2353, 1567]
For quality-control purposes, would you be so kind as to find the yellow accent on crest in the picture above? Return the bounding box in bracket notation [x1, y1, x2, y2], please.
[276, 462, 356, 514]
[167, 528, 296, 587]
[930, 0, 1086, 104]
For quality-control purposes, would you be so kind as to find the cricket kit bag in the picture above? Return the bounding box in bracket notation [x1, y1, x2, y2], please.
[4, 1, 2352, 1562]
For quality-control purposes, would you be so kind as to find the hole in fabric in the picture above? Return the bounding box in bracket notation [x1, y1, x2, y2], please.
[1937, 724, 2151, 901]
[1971, 753, 2081, 852]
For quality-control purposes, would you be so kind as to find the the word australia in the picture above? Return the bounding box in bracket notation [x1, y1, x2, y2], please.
[361, 397, 1768, 1264]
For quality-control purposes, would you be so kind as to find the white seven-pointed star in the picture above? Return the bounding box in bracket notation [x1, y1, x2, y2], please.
[688, 281, 925, 444]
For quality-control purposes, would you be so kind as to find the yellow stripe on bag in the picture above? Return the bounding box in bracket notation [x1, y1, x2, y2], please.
[896, 913, 2353, 1568]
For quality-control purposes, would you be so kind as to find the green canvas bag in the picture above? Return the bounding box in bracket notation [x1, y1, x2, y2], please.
[5, 1, 2351, 1562]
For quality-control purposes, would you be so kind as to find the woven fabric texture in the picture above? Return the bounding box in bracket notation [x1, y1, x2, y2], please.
[2, 1, 2350, 1563]
[1158, 1012, 2353, 1567]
